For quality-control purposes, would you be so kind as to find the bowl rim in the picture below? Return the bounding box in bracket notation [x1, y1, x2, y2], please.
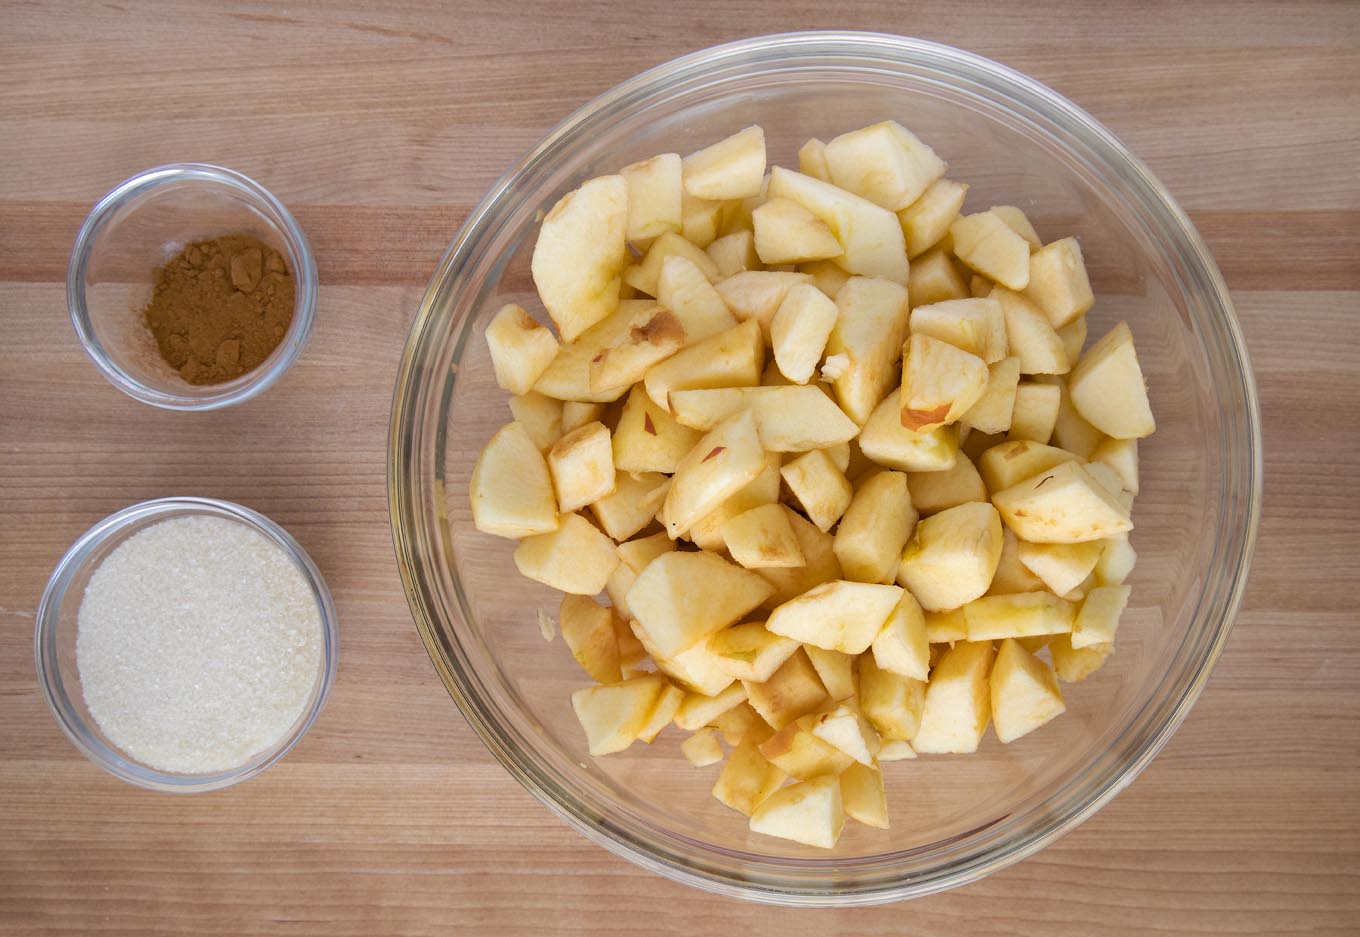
[388, 31, 1262, 904]
[34, 496, 340, 793]
[66, 162, 319, 411]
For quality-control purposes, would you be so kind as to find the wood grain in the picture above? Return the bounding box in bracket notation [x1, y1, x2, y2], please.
[2, 2, 1358, 934]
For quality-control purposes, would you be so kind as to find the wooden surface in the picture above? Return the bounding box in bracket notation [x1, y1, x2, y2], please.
[2, 2, 1358, 933]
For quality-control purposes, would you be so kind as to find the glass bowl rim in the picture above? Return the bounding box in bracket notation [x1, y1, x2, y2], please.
[34, 496, 340, 793]
[66, 162, 319, 411]
[388, 31, 1262, 904]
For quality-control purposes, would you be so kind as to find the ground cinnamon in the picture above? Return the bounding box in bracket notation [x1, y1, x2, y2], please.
[142, 234, 294, 385]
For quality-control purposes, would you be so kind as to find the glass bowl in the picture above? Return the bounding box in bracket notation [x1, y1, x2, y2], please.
[67, 163, 318, 410]
[35, 497, 340, 793]
[389, 33, 1261, 904]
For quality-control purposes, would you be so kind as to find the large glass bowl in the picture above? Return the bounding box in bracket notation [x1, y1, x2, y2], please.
[389, 33, 1260, 904]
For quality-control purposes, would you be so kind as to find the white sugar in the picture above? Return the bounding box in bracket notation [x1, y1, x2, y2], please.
[76, 515, 323, 774]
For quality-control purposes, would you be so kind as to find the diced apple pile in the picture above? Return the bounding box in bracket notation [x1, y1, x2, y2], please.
[470, 120, 1155, 850]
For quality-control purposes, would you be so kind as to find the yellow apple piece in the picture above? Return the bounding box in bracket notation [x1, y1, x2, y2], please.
[588, 305, 687, 395]
[826, 276, 911, 424]
[612, 385, 702, 475]
[1049, 632, 1112, 682]
[990, 638, 1066, 743]
[797, 137, 832, 182]
[681, 727, 725, 767]
[713, 739, 787, 816]
[1017, 540, 1103, 597]
[770, 283, 839, 384]
[713, 270, 813, 338]
[1091, 436, 1139, 494]
[924, 606, 968, 644]
[1072, 584, 1131, 648]
[532, 300, 650, 403]
[976, 439, 1080, 494]
[857, 652, 925, 742]
[766, 579, 904, 655]
[706, 229, 761, 278]
[710, 701, 771, 747]
[910, 297, 1007, 364]
[1022, 237, 1094, 329]
[470, 422, 559, 539]
[907, 246, 970, 307]
[834, 470, 918, 584]
[825, 120, 946, 211]
[898, 177, 968, 258]
[877, 739, 916, 761]
[559, 594, 622, 684]
[673, 682, 749, 732]
[560, 401, 605, 435]
[912, 640, 995, 754]
[1058, 314, 1088, 365]
[950, 209, 1030, 290]
[722, 503, 805, 570]
[643, 318, 763, 413]
[546, 421, 615, 514]
[627, 548, 772, 658]
[906, 452, 987, 515]
[897, 501, 1004, 612]
[808, 703, 882, 767]
[767, 166, 909, 283]
[840, 762, 889, 829]
[687, 452, 782, 552]
[588, 471, 669, 543]
[1096, 532, 1138, 587]
[990, 287, 1069, 375]
[799, 258, 851, 299]
[752, 197, 843, 264]
[963, 592, 1075, 641]
[681, 190, 725, 248]
[668, 385, 859, 452]
[804, 647, 856, 701]
[708, 621, 800, 682]
[1007, 382, 1062, 444]
[759, 716, 856, 780]
[749, 774, 845, 849]
[899, 333, 989, 431]
[485, 303, 560, 395]
[644, 628, 738, 697]
[513, 512, 618, 594]
[508, 391, 564, 451]
[780, 449, 853, 532]
[624, 231, 720, 297]
[660, 409, 767, 538]
[992, 460, 1133, 543]
[990, 205, 1042, 249]
[683, 125, 767, 200]
[571, 674, 666, 756]
[871, 591, 930, 681]
[1069, 321, 1156, 439]
[531, 174, 628, 342]
[656, 255, 739, 344]
[635, 681, 685, 743]
[620, 152, 683, 241]
[744, 647, 829, 730]
[859, 391, 960, 472]
[1051, 377, 1104, 459]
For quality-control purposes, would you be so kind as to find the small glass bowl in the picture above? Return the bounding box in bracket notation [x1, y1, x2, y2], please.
[67, 164, 318, 410]
[35, 497, 339, 792]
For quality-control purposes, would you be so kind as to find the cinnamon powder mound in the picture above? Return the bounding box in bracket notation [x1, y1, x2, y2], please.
[142, 234, 295, 385]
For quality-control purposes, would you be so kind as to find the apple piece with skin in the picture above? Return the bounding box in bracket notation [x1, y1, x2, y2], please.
[1069, 321, 1156, 439]
[656, 255, 738, 345]
[912, 640, 995, 754]
[759, 716, 856, 780]
[1007, 382, 1062, 444]
[990, 638, 1066, 743]
[624, 231, 720, 297]
[840, 762, 890, 829]
[857, 652, 926, 742]
[753, 197, 843, 264]
[713, 739, 787, 816]
[486, 303, 560, 395]
[722, 503, 805, 570]
[780, 449, 854, 532]
[532, 300, 653, 403]
[635, 681, 684, 743]
[706, 229, 761, 278]
[910, 297, 1007, 364]
[1072, 584, 1132, 648]
[681, 727, 724, 767]
[1023, 237, 1094, 329]
[767, 167, 909, 284]
[707, 621, 801, 682]
[963, 591, 1075, 641]
[990, 288, 1070, 375]
[899, 333, 989, 431]
[687, 452, 782, 552]
[531, 174, 628, 342]
[559, 594, 622, 684]
[668, 385, 859, 452]
[683, 125, 766, 200]
[897, 501, 1004, 612]
[749, 774, 845, 849]
[826, 276, 911, 425]
[871, 591, 930, 681]
[571, 674, 666, 756]
[992, 460, 1133, 543]
[470, 421, 559, 539]
[834, 470, 918, 585]
[546, 421, 615, 514]
[513, 513, 618, 595]
[620, 152, 683, 242]
[612, 385, 701, 475]
[898, 177, 968, 258]
[859, 391, 960, 472]
[673, 682, 749, 732]
[508, 391, 564, 452]
[588, 305, 687, 395]
[950, 209, 1030, 290]
[766, 580, 905, 655]
[907, 247, 971, 307]
[808, 703, 882, 766]
[627, 548, 772, 659]
[643, 318, 763, 413]
[770, 283, 839, 385]
[906, 452, 987, 515]
[743, 647, 830, 731]
[825, 120, 946, 211]
[660, 409, 767, 538]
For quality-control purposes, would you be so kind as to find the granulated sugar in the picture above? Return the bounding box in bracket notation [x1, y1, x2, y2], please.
[76, 515, 322, 774]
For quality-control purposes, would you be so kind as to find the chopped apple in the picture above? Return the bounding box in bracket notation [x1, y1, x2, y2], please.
[1051, 377, 1104, 459]
[646, 630, 739, 697]
[643, 318, 763, 412]
[532, 301, 648, 403]
[910, 298, 1007, 364]
[1072, 584, 1131, 648]
[624, 231, 720, 297]
[674, 682, 749, 731]
[1007, 382, 1062, 444]
[859, 391, 960, 472]
[749, 774, 845, 849]
[759, 716, 856, 779]
[688, 452, 783, 551]
[950, 209, 1030, 290]
[636, 681, 685, 743]
[990, 205, 1042, 249]
[668, 385, 859, 452]
[713, 739, 787, 816]
[722, 503, 805, 570]
[1096, 532, 1138, 586]
[990, 638, 1066, 743]
[794, 136, 831, 180]
[898, 177, 968, 258]
[571, 674, 666, 756]
[767, 167, 908, 283]
[1058, 315, 1088, 364]
[470, 422, 559, 539]
[840, 762, 889, 828]
[588, 305, 687, 395]
[1091, 437, 1139, 494]
[912, 640, 995, 754]
[766, 579, 903, 654]
[804, 647, 857, 701]
[976, 439, 1080, 495]
[857, 652, 926, 741]
[990, 288, 1069, 375]
[1069, 322, 1156, 439]
[897, 501, 1003, 612]
[620, 153, 683, 241]
[560, 401, 606, 434]
[822, 441, 851, 473]
[1017, 540, 1103, 597]
[907, 247, 970, 307]
[834, 470, 918, 584]
[992, 460, 1132, 543]
[988, 527, 1046, 594]
[546, 421, 615, 514]
[681, 190, 725, 248]
[753, 197, 843, 264]
[826, 276, 911, 424]
[744, 647, 829, 730]
[683, 125, 767, 200]
[681, 727, 725, 767]
[627, 549, 772, 658]
[899, 333, 989, 431]
[710, 702, 771, 747]
[770, 283, 839, 384]
[825, 120, 946, 211]
[616, 531, 674, 574]
[706, 229, 761, 278]
[713, 270, 814, 338]
[486, 303, 560, 395]
[508, 391, 564, 451]
[661, 410, 767, 538]
[963, 592, 1075, 641]
[877, 739, 916, 761]
[780, 449, 854, 532]
[1023, 237, 1094, 328]
[656, 255, 738, 344]
[612, 386, 701, 474]
[871, 591, 930, 681]
[708, 621, 800, 681]
[799, 258, 852, 299]
[906, 453, 987, 515]
[924, 607, 968, 644]
[809, 704, 882, 766]
[1049, 632, 1112, 682]
[532, 174, 628, 342]
[588, 471, 669, 542]
[513, 512, 618, 594]
[605, 564, 639, 635]
[559, 594, 622, 683]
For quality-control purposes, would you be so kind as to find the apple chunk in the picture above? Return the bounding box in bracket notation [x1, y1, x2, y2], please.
[912, 640, 995, 754]
[546, 421, 615, 514]
[950, 209, 1030, 290]
[1022, 237, 1094, 329]
[627, 549, 772, 658]
[559, 594, 622, 683]
[683, 125, 767, 200]
[571, 674, 665, 756]
[708, 621, 800, 682]
[470, 422, 559, 539]
[899, 333, 989, 431]
[753, 197, 843, 264]
[531, 174, 628, 342]
[660, 409, 767, 538]
[749, 774, 845, 849]
[768, 167, 908, 284]
[898, 177, 967, 258]
[766, 580, 904, 655]
[825, 120, 946, 211]
[1069, 321, 1156, 439]
[834, 470, 918, 584]
[990, 638, 1066, 743]
[513, 513, 619, 595]
[713, 740, 786, 816]
[963, 592, 1075, 641]
[770, 283, 838, 385]
[991, 460, 1132, 543]
[897, 502, 1003, 612]
[826, 276, 911, 425]
[485, 303, 560, 395]
[722, 503, 805, 570]
[858, 391, 960, 472]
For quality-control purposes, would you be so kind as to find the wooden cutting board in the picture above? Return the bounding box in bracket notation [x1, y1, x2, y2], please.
[2, 2, 1357, 933]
